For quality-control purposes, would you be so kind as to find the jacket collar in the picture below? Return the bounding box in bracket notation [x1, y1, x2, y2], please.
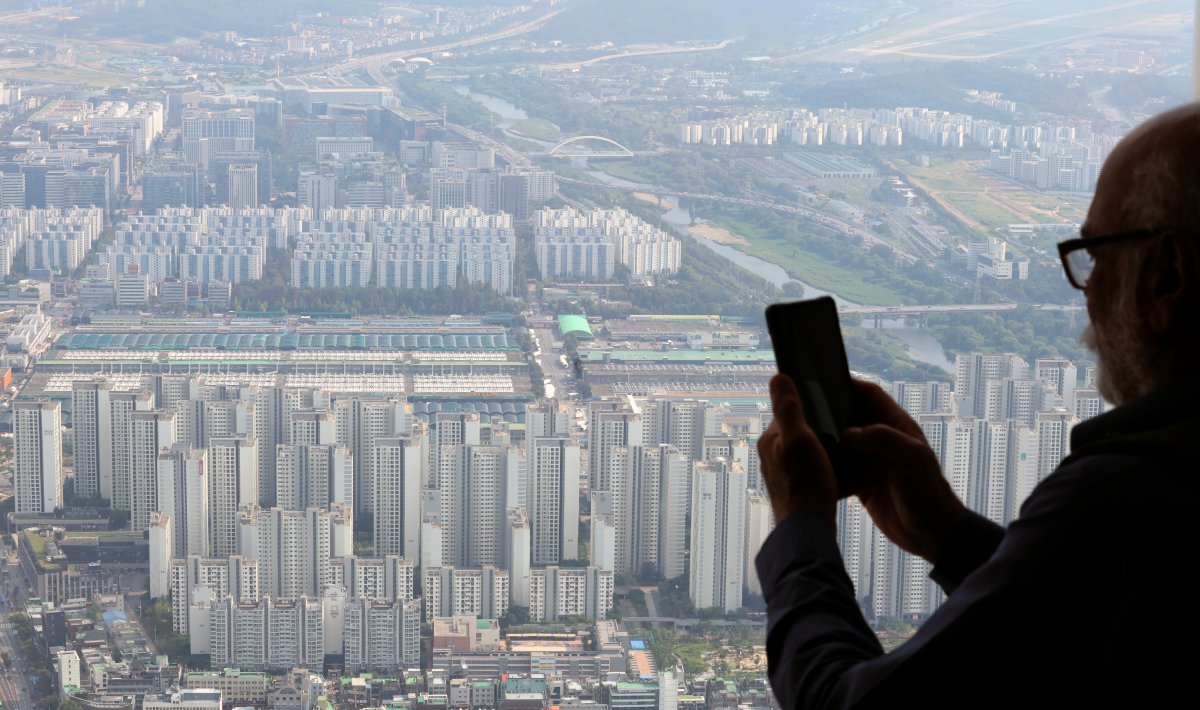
[1071, 380, 1200, 450]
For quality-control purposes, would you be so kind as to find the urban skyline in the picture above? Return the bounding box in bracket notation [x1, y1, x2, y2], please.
[0, 1, 1188, 709]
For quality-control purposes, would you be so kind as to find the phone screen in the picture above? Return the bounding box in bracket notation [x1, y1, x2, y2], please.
[764, 296, 853, 452]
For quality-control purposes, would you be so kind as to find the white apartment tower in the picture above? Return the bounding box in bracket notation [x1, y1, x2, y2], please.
[1035, 357, 1078, 409]
[527, 437, 581, 565]
[528, 566, 614, 622]
[156, 445, 210, 557]
[954, 352, 1028, 418]
[208, 436, 259, 557]
[689, 459, 747, 612]
[609, 444, 689, 579]
[587, 398, 643, 491]
[372, 437, 424, 560]
[148, 511, 173, 599]
[130, 410, 176, 531]
[422, 565, 510, 621]
[439, 445, 519, 567]
[589, 491, 617, 574]
[237, 505, 335, 599]
[170, 555, 259, 635]
[430, 411, 480, 488]
[71, 379, 113, 498]
[338, 555, 415, 602]
[275, 444, 354, 512]
[744, 491, 774, 596]
[103, 391, 155, 509]
[333, 397, 410, 516]
[13, 400, 63, 514]
[507, 509, 532, 608]
[343, 597, 421, 672]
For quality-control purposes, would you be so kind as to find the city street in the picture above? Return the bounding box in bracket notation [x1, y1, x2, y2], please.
[0, 559, 32, 710]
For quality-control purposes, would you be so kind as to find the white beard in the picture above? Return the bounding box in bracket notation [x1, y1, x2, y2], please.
[1081, 323, 1125, 406]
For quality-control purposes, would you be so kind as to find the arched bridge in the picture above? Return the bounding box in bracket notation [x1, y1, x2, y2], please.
[546, 135, 635, 157]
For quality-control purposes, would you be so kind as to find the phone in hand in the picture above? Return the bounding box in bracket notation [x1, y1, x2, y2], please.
[765, 296, 854, 471]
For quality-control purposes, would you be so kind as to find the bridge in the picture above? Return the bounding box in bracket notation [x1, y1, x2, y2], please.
[543, 135, 635, 157]
[839, 303, 1084, 317]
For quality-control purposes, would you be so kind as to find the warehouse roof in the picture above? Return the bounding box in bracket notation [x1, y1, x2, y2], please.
[557, 315, 593, 340]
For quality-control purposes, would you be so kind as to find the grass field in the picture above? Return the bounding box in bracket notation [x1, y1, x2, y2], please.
[705, 210, 905, 305]
[0, 62, 133, 87]
[895, 158, 1091, 236]
[509, 118, 560, 142]
[590, 160, 659, 186]
[583, 162, 904, 304]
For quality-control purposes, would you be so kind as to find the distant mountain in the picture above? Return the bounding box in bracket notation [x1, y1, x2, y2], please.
[60, 0, 383, 41]
[533, 0, 878, 47]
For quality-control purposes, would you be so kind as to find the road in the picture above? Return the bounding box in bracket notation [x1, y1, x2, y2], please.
[0, 557, 31, 710]
[539, 39, 736, 72]
[838, 303, 1084, 317]
[0, 617, 30, 710]
[312, 6, 566, 83]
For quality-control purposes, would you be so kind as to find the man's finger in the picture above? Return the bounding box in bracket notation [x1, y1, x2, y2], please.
[770, 374, 808, 437]
[757, 426, 779, 471]
[842, 423, 923, 457]
[849, 380, 925, 440]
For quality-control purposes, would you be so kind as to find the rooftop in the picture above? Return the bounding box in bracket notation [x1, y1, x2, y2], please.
[579, 348, 775, 363]
[557, 315, 593, 340]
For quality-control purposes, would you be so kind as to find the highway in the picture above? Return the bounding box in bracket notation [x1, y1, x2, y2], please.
[447, 121, 534, 169]
[539, 38, 736, 72]
[310, 7, 566, 84]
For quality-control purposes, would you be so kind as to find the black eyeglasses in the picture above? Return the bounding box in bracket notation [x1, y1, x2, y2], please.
[1057, 228, 1166, 290]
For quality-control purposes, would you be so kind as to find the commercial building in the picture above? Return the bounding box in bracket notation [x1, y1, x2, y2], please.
[433, 616, 501, 652]
[183, 670, 270, 705]
[144, 689, 223, 710]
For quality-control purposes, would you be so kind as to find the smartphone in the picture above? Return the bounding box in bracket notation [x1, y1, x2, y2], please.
[764, 296, 853, 460]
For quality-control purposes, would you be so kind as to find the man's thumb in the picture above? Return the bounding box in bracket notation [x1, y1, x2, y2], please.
[842, 424, 920, 455]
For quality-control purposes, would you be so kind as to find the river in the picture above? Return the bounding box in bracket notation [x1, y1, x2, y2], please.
[451, 87, 953, 373]
[452, 86, 559, 147]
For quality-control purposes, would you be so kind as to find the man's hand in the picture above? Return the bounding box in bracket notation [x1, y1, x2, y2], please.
[840, 380, 968, 566]
[758, 374, 838, 529]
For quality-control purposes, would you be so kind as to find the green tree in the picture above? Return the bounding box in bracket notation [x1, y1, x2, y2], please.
[501, 606, 530, 629]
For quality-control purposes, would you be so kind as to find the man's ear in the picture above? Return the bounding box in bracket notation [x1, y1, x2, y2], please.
[1146, 231, 1199, 334]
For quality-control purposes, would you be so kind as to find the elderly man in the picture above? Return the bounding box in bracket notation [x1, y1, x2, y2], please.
[757, 103, 1200, 707]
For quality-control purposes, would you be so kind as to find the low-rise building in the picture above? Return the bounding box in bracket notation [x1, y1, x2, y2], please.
[183, 670, 270, 705]
[432, 616, 501, 652]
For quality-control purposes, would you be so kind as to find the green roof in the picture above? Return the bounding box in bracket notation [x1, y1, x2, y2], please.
[56, 331, 514, 351]
[24, 530, 47, 557]
[557, 315, 593, 339]
[477, 619, 491, 629]
[579, 349, 775, 363]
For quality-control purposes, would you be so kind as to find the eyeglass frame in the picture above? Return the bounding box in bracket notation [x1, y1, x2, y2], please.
[1057, 228, 1167, 290]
